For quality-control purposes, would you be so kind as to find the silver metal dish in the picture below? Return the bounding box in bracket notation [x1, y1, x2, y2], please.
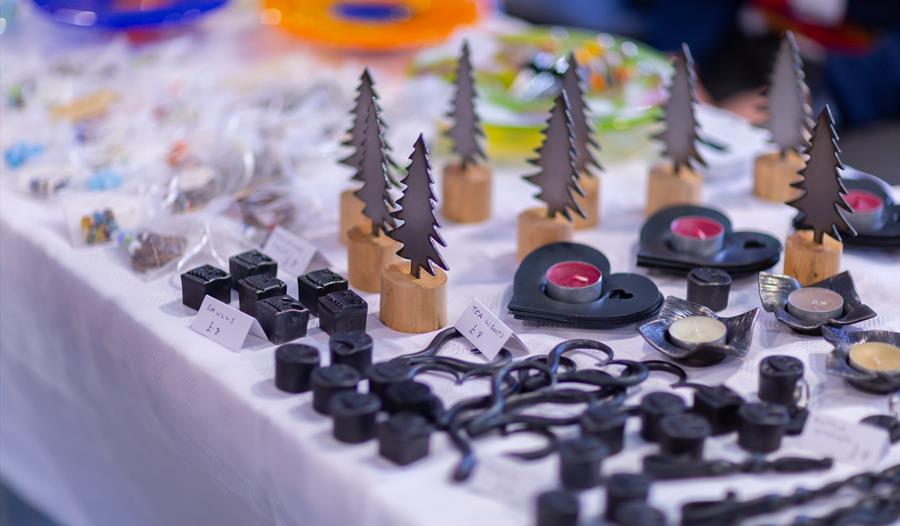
[638, 296, 758, 367]
[758, 271, 876, 335]
[823, 326, 900, 395]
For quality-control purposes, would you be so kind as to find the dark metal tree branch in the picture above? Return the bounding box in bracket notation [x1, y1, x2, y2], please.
[340, 68, 401, 185]
[654, 43, 706, 173]
[523, 92, 584, 221]
[388, 134, 449, 279]
[788, 105, 856, 244]
[446, 41, 487, 169]
[354, 101, 396, 237]
[561, 52, 601, 176]
[764, 32, 813, 158]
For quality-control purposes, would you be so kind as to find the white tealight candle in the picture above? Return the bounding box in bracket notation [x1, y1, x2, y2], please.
[667, 316, 728, 349]
[786, 287, 844, 324]
[848, 342, 900, 375]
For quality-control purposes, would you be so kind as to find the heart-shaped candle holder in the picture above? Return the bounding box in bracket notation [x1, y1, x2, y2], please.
[823, 326, 900, 394]
[637, 205, 781, 276]
[758, 271, 876, 335]
[638, 296, 758, 367]
[508, 242, 663, 329]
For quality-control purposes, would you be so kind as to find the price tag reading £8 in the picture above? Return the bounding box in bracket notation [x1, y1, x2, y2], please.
[262, 226, 318, 279]
[190, 296, 266, 351]
[454, 298, 528, 360]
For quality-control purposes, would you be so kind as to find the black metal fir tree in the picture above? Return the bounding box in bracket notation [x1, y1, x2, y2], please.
[446, 41, 487, 168]
[764, 31, 812, 157]
[787, 105, 855, 243]
[523, 92, 584, 221]
[354, 103, 396, 236]
[340, 69, 400, 185]
[655, 43, 706, 173]
[561, 52, 601, 175]
[388, 135, 449, 279]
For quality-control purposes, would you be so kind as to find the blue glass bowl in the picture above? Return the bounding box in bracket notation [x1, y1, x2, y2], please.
[32, 0, 227, 29]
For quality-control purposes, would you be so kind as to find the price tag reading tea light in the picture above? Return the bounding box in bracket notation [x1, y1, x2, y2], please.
[191, 296, 267, 351]
[262, 226, 318, 279]
[454, 298, 528, 360]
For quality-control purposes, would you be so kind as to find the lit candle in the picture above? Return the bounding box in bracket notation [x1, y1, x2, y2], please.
[786, 287, 844, 324]
[845, 190, 885, 233]
[670, 216, 725, 256]
[667, 316, 727, 349]
[545, 261, 603, 303]
[848, 342, 900, 374]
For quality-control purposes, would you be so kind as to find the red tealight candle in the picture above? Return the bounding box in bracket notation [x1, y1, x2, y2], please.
[546, 261, 603, 303]
[844, 189, 884, 233]
[670, 216, 725, 256]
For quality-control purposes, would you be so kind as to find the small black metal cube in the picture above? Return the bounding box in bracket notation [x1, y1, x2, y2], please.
[229, 250, 277, 289]
[318, 290, 367, 335]
[257, 295, 310, 344]
[181, 264, 231, 310]
[378, 412, 432, 466]
[237, 274, 287, 317]
[298, 269, 348, 316]
[692, 385, 744, 435]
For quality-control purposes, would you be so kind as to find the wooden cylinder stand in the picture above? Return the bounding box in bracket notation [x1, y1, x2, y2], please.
[645, 164, 702, 217]
[753, 150, 804, 203]
[573, 174, 601, 230]
[339, 187, 368, 245]
[347, 226, 401, 293]
[783, 230, 842, 286]
[516, 206, 574, 262]
[380, 262, 447, 333]
[441, 162, 492, 224]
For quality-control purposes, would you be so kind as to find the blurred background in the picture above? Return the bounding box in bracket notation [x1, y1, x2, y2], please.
[1, 0, 898, 524]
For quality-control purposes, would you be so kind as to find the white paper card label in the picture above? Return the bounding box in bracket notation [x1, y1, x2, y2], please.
[454, 298, 528, 360]
[191, 296, 266, 351]
[800, 413, 890, 468]
[262, 226, 317, 278]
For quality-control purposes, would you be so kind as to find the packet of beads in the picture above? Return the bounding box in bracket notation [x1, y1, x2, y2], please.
[61, 193, 145, 247]
[113, 216, 205, 279]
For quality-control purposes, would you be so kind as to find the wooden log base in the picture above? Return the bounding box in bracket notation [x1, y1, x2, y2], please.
[573, 173, 601, 230]
[753, 150, 804, 203]
[645, 164, 702, 217]
[347, 226, 401, 293]
[380, 262, 447, 333]
[517, 206, 574, 262]
[339, 187, 368, 246]
[442, 162, 492, 224]
[783, 230, 843, 286]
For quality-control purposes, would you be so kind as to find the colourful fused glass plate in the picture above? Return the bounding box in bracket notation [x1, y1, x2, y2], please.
[411, 26, 671, 160]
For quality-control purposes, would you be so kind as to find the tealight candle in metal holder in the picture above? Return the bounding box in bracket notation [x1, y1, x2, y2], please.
[670, 216, 725, 256]
[786, 287, 844, 324]
[845, 189, 885, 233]
[545, 261, 603, 303]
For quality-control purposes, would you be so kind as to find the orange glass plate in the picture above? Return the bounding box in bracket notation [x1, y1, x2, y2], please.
[261, 0, 480, 51]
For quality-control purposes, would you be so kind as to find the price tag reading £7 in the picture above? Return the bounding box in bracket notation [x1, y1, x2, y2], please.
[262, 226, 318, 279]
[190, 296, 267, 351]
[454, 298, 528, 360]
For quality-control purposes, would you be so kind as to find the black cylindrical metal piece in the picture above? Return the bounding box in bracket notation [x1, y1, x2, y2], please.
[274, 344, 320, 393]
[311, 364, 360, 415]
[329, 330, 373, 377]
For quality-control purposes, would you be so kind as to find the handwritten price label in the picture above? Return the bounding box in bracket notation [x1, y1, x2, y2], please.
[262, 226, 317, 279]
[800, 413, 890, 468]
[190, 296, 266, 351]
[453, 298, 528, 360]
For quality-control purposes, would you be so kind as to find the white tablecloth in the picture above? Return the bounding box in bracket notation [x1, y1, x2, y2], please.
[2, 6, 899, 526]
